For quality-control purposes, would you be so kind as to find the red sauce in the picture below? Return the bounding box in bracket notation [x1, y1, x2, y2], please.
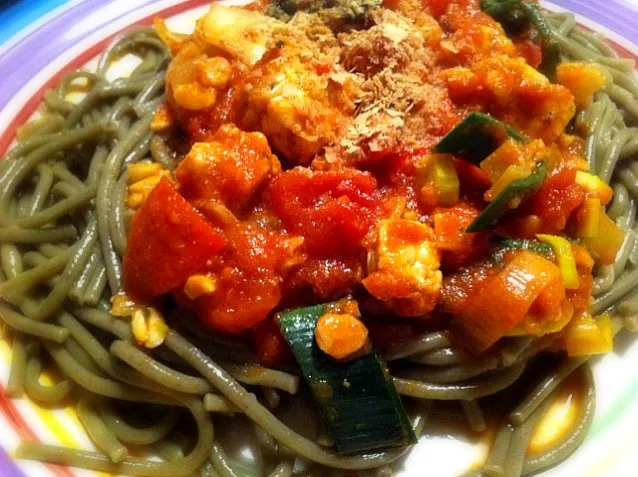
[123, 0, 612, 363]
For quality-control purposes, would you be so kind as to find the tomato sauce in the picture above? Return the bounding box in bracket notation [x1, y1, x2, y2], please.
[123, 0, 620, 362]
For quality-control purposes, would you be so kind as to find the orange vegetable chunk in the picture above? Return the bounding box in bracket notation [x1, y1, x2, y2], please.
[315, 312, 369, 360]
[584, 212, 625, 265]
[561, 313, 613, 357]
[175, 124, 281, 212]
[452, 251, 564, 353]
[557, 63, 606, 109]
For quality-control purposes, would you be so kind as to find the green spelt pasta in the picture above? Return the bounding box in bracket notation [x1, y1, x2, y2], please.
[0, 6, 637, 477]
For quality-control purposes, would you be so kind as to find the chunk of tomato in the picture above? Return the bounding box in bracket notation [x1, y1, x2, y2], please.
[528, 168, 586, 234]
[433, 201, 490, 270]
[123, 178, 225, 297]
[197, 268, 281, 334]
[267, 168, 379, 257]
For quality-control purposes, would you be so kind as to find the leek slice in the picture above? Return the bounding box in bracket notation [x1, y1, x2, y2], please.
[467, 161, 548, 232]
[433, 112, 528, 164]
[276, 304, 416, 454]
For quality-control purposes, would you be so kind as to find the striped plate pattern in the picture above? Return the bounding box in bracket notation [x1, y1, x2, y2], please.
[0, 1, 637, 476]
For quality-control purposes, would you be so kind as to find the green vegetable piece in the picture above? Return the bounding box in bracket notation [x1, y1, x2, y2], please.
[467, 161, 548, 233]
[490, 238, 555, 264]
[521, 2, 561, 81]
[481, 0, 530, 35]
[276, 304, 416, 454]
[480, 0, 561, 81]
[433, 112, 528, 164]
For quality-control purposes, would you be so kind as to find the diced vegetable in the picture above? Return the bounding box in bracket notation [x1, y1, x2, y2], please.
[502, 214, 543, 239]
[184, 274, 217, 300]
[481, 139, 536, 183]
[434, 202, 490, 269]
[454, 158, 492, 196]
[363, 219, 442, 317]
[561, 313, 613, 357]
[567, 245, 595, 313]
[575, 171, 613, 205]
[575, 197, 601, 239]
[417, 154, 460, 207]
[583, 211, 624, 265]
[526, 278, 568, 329]
[126, 162, 169, 210]
[175, 125, 281, 212]
[315, 312, 369, 360]
[481, 0, 531, 35]
[123, 178, 226, 297]
[572, 244, 595, 271]
[485, 163, 536, 202]
[434, 204, 481, 252]
[267, 168, 379, 257]
[528, 168, 586, 234]
[196, 268, 282, 334]
[480, 0, 561, 80]
[276, 304, 416, 453]
[433, 112, 528, 164]
[490, 238, 554, 263]
[452, 250, 563, 353]
[480, 139, 546, 202]
[536, 234, 579, 290]
[557, 63, 607, 109]
[519, 2, 561, 80]
[467, 161, 548, 232]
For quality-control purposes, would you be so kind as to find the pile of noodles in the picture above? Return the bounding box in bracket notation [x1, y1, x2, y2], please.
[0, 9, 637, 477]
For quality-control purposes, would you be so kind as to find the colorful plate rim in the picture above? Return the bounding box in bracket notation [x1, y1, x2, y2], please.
[1, 1, 638, 476]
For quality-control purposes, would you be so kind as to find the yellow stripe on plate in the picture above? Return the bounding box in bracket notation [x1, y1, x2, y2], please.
[0, 339, 113, 477]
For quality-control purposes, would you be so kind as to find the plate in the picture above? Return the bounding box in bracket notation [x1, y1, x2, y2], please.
[1, 1, 638, 476]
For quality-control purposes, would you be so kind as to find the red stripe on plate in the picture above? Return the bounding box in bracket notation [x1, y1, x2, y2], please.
[0, 0, 211, 156]
[576, 22, 638, 60]
[0, 383, 76, 477]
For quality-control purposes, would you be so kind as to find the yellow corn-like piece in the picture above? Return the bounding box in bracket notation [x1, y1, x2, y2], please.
[575, 197, 600, 239]
[184, 274, 218, 300]
[126, 193, 145, 209]
[131, 307, 169, 349]
[151, 105, 175, 131]
[128, 175, 162, 194]
[126, 163, 168, 210]
[417, 154, 459, 207]
[575, 171, 613, 204]
[127, 162, 165, 184]
[562, 313, 613, 357]
[583, 211, 625, 265]
[485, 163, 533, 202]
[111, 294, 168, 349]
[110, 293, 139, 317]
[536, 234, 580, 290]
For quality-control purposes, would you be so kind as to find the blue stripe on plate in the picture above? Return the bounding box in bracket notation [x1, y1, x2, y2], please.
[0, 0, 69, 45]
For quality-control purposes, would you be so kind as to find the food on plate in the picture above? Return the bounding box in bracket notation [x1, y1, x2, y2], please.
[1, 0, 637, 476]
